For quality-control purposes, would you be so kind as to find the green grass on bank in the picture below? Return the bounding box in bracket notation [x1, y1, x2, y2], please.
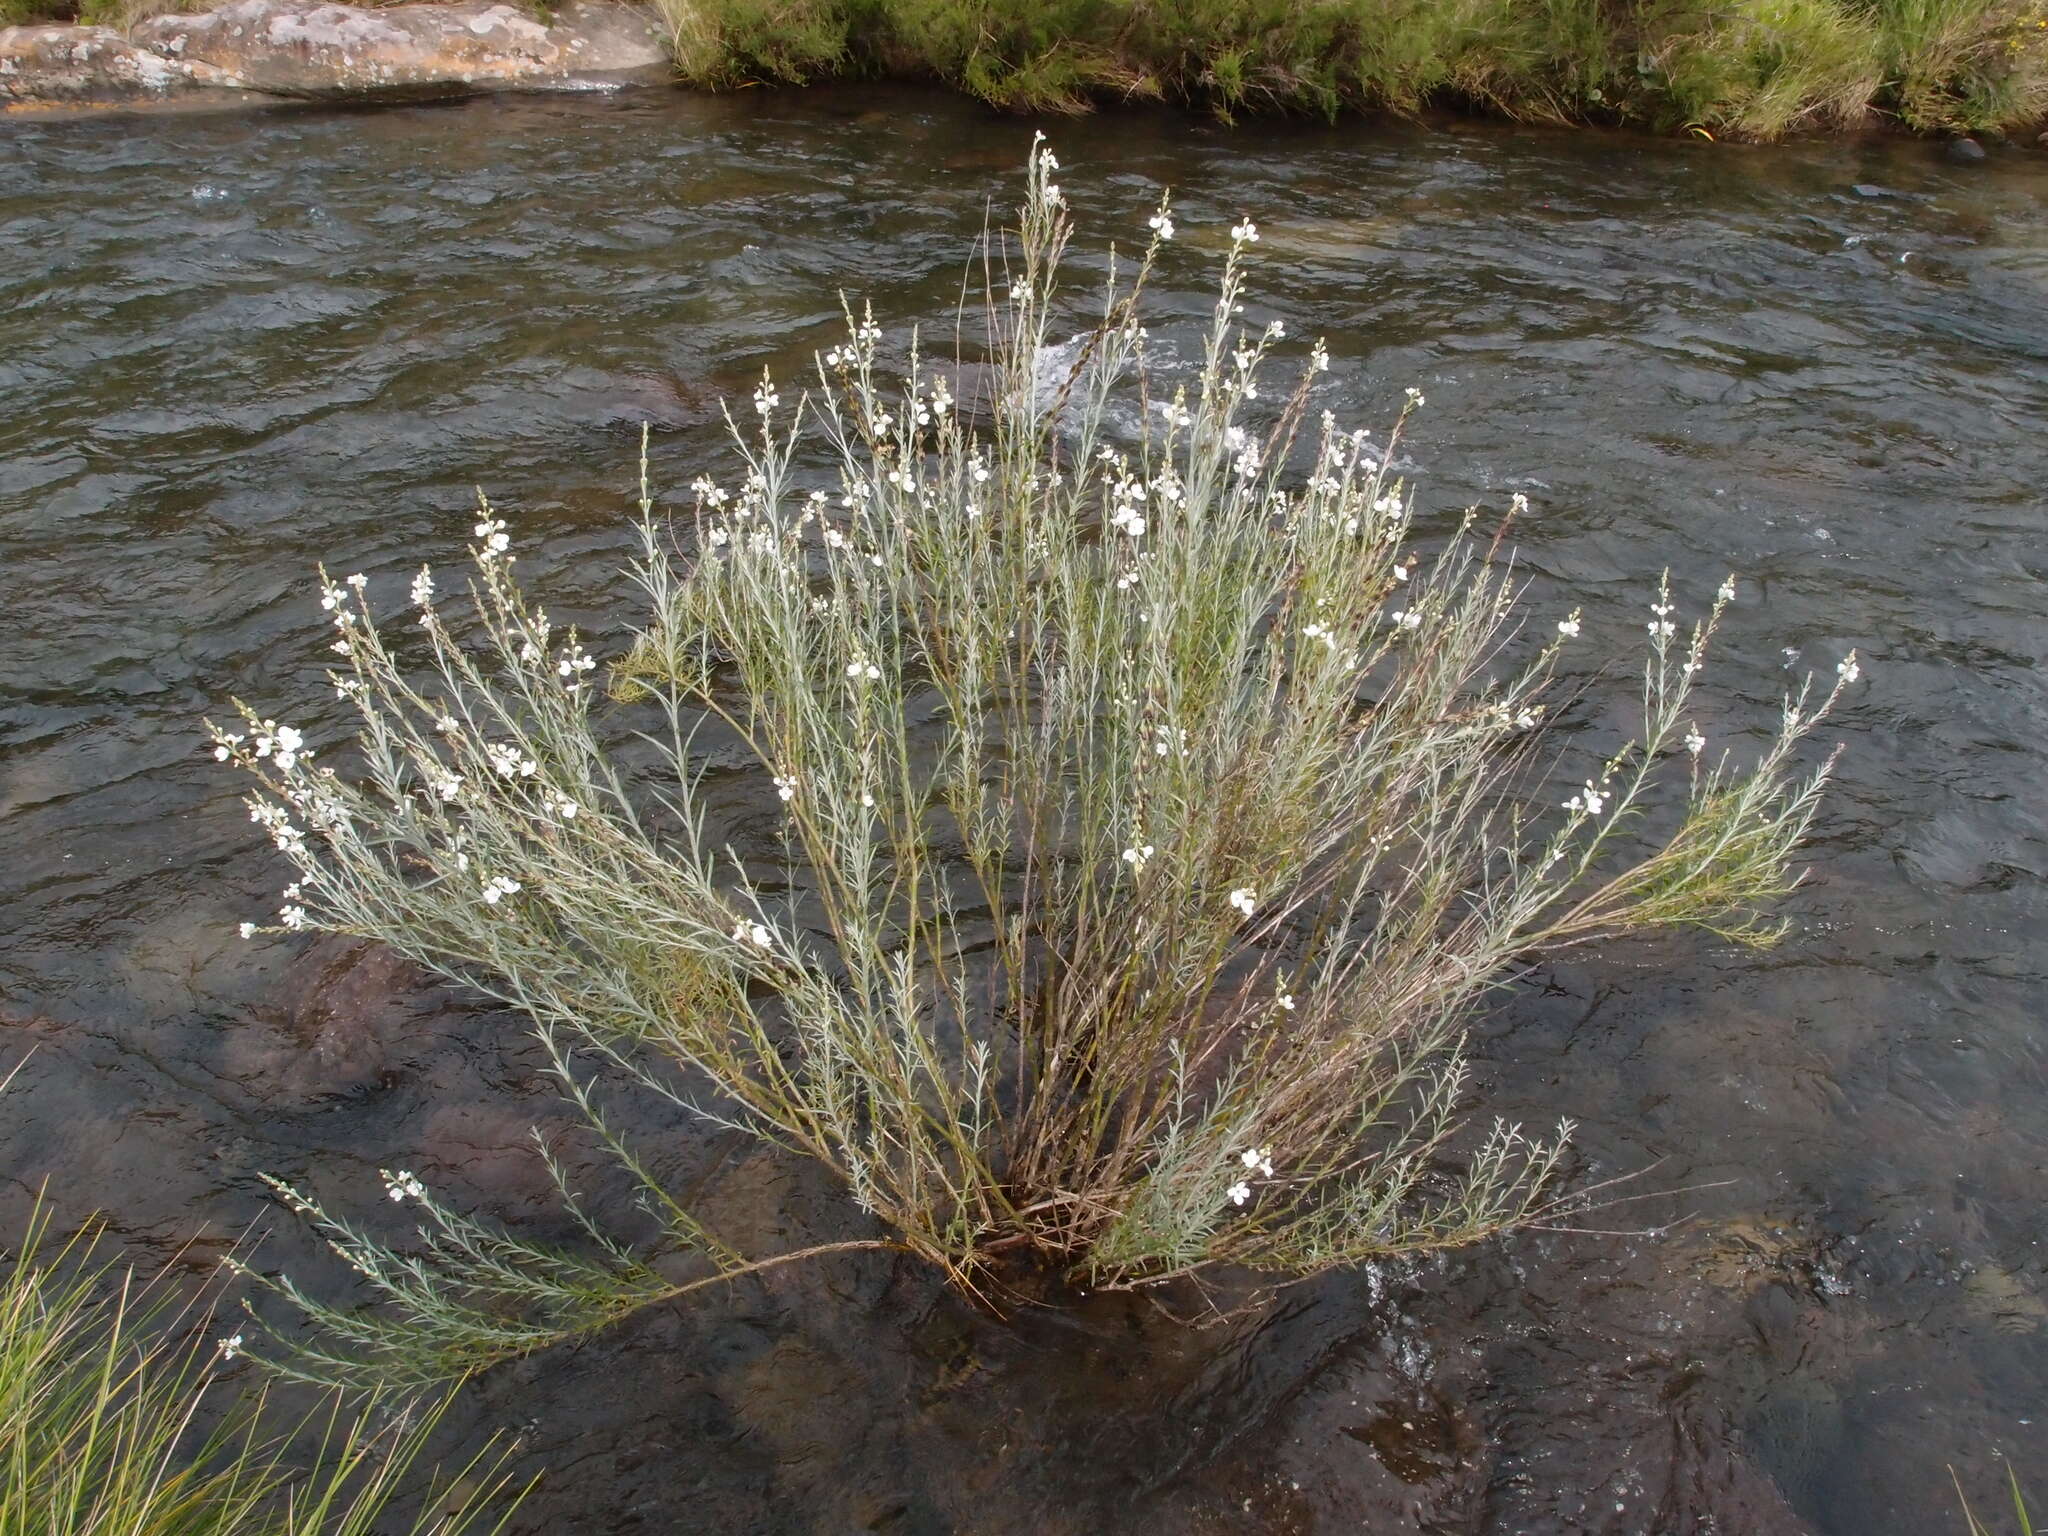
[5, 0, 2041, 138]
[655, 0, 2048, 137]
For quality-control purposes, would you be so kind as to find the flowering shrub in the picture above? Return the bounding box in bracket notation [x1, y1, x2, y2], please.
[213, 142, 1855, 1387]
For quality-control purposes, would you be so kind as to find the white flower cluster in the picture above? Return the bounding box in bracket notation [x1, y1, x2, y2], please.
[1227, 1146, 1275, 1206]
[557, 644, 596, 682]
[486, 743, 537, 779]
[473, 515, 511, 562]
[382, 1168, 427, 1203]
[822, 309, 884, 371]
[1563, 781, 1610, 816]
[480, 873, 521, 905]
[239, 721, 306, 772]
[1228, 886, 1257, 917]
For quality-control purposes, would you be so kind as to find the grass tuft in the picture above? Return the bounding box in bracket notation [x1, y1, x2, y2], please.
[0, 1189, 528, 1535]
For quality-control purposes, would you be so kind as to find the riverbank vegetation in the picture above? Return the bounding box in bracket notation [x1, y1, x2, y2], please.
[3, 0, 2044, 138]
[212, 145, 1854, 1388]
[659, 0, 2048, 136]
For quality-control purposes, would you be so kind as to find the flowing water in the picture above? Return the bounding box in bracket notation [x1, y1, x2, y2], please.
[2, 87, 2045, 1534]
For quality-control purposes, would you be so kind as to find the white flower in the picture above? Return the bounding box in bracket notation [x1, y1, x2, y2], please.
[1275, 993, 1296, 1012]
[1718, 577, 1738, 604]
[732, 920, 773, 950]
[1389, 609, 1423, 632]
[480, 874, 522, 905]
[1227, 1180, 1252, 1206]
[1684, 727, 1706, 756]
[382, 1168, 427, 1203]
[1121, 844, 1155, 870]
[1228, 886, 1257, 916]
[1837, 653, 1861, 684]
[1404, 386, 1426, 408]
[1648, 619, 1677, 639]
[772, 774, 798, 802]
[1563, 782, 1609, 816]
[248, 723, 307, 772]
[1511, 491, 1530, 515]
[1147, 210, 1175, 241]
[1557, 612, 1582, 639]
[215, 1332, 244, 1361]
[411, 567, 434, 608]
[473, 517, 510, 559]
[278, 905, 307, 930]
[485, 743, 536, 778]
[1230, 219, 1259, 244]
[1240, 1146, 1276, 1177]
[237, 921, 256, 939]
[1514, 706, 1542, 730]
[845, 657, 882, 681]
[433, 774, 462, 803]
[753, 378, 781, 417]
[557, 647, 596, 678]
[1110, 504, 1147, 538]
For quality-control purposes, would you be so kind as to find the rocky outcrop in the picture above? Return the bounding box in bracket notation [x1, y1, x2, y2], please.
[0, 0, 671, 110]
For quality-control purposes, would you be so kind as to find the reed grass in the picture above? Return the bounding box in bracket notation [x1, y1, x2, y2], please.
[211, 145, 1856, 1388]
[1956, 1465, 2034, 1536]
[0, 1192, 526, 1535]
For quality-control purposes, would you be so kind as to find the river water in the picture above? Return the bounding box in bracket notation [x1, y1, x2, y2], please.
[2, 88, 2044, 1534]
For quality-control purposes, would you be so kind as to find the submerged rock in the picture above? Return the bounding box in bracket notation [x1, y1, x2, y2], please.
[1, 0, 670, 110]
[1944, 135, 1988, 164]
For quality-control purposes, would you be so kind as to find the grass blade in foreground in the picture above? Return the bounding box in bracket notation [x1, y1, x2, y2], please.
[0, 1191, 528, 1535]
